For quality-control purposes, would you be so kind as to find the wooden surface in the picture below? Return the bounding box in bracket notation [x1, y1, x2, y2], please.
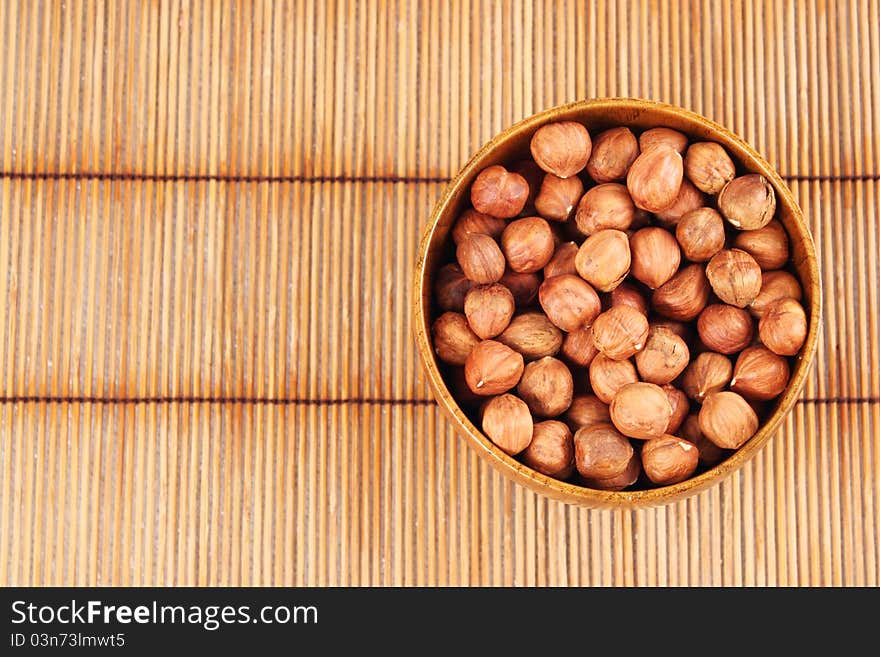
[0, 0, 877, 586]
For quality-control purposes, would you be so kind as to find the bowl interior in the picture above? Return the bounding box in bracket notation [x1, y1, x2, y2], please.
[415, 98, 821, 508]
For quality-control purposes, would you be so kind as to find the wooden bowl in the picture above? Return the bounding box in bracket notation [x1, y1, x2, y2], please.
[414, 98, 821, 508]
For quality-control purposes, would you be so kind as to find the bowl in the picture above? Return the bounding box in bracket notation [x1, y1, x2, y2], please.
[414, 98, 821, 508]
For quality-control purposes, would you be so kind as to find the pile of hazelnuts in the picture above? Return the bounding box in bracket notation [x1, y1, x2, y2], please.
[431, 120, 808, 490]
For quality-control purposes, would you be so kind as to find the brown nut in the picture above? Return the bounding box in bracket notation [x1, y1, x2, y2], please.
[730, 345, 791, 400]
[432, 312, 480, 366]
[610, 382, 674, 439]
[681, 351, 733, 402]
[629, 227, 682, 289]
[591, 305, 650, 360]
[609, 281, 649, 315]
[586, 126, 640, 182]
[481, 393, 534, 455]
[574, 182, 636, 236]
[706, 248, 763, 308]
[574, 423, 635, 480]
[497, 311, 564, 360]
[574, 229, 632, 292]
[663, 385, 690, 434]
[464, 340, 525, 396]
[641, 435, 699, 485]
[732, 219, 790, 271]
[463, 283, 515, 339]
[626, 145, 684, 212]
[499, 269, 541, 307]
[683, 141, 736, 194]
[530, 121, 592, 178]
[522, 420, 575, 479]
[639, 127, 688, 154]
[517, 356, 575, 417]
[758, 297, 808, 356]
[748, 270, 803, 318]
[501, 216, 556, 273]
[589, 353, 639, 404]
[581, 452, 641, 491]
[452, 209, 507, 244]
[470, 165, 530, 218]
[564, 394, 612, 431]
[680, 413, 727, 467]
[510, 159, 545, 214]
[698, 390, 759, 449]
[634, 326, 691, 385]
[654, 178, 705, 227]
[544, 241, 580, 279]
[697, 304, 755, 355]
[456, 233, 507, 284]
[535, 173, 584, 221]
[434, 262, 477, 311]
[538, 274, 602, 332]
[675, 207, 726, 263]
[651, 264, 712, 321]
[717, 173, 777, 230]
[649, 319, 694, 344]
[561, 326, 600, 368]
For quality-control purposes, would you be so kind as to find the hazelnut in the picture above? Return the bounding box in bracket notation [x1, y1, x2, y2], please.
[610, 382, 673, 439]
[698, 390, 759, 449]
[497, 311, 563, 360]
[456, 233, 507, 284]
[530, 121, 592, 178]
[706, 248, 763, 308]
[650, 319, 694, 343]
[451, 209, 507, 244]
[561, 326, 600, 368]
[589, 353, 639, 404]
[609, 281, 649, 315]
[680, 413, 727, 467]
[522, 420, 575, 479]
[697, 304, 755, 354]
[629, 227, 681, 289]
[634, 326, 691, 384]
[681, 351, 733, 402]
[510, 159, 545, 214]
[573, 423, 634, 480]
[591, 305, 650, 360]
[641, 435, 699, 485]
[564, 394, 612, 431]
[663, 385, 690, 434]
[748, 270, 803, 319]
[717, 173, 777, 230]
[432, 312, 480, 365]
[626, 145, 684, 212]
[651, 264, 712, 321]
[574, 182, 635, 236]
[758, 297, 808, 356]
[574, 229, 632, 292]
[683, 141, 736, 194]
[464, 340, 525, 396]
[481, 393, 534, 455]
[581, 452, 641, 491]
[470, 164, 530, 218]
[517, 356, 575, 417]
[501, 216, 556, 273]
[675, 207, 726, 262]
[463, 283, 515, 339]
[538, 274, 602, 332]
[638, 127, 689, 154]
[732, 219, 790, 270]
[586, 126, 640, 182]
[544, 241, 580, 279]
[434, 262, 477, 311]
[730, 345, 791, 400]
[499, 269, 541, 307]
[654, 178, 705, 227]
[534, 173, 584, 221]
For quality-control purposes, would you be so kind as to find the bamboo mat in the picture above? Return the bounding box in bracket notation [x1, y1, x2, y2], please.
[0, 0, 877, 587]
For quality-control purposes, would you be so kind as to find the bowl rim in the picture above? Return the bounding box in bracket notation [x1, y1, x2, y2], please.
[414, 97, 822, 508]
